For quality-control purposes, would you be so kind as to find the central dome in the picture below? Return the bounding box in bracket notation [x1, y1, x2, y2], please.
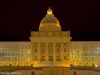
[39, 7, 61, 31]
[41, 16, 59, 24]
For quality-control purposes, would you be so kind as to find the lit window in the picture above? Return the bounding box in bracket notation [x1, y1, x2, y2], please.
[41, 56, 45, 61]
[64, 49, 66, 52]
[56, 56, 60, 61]
[64, 56, 67, 60]
[49, 56, 53, 61]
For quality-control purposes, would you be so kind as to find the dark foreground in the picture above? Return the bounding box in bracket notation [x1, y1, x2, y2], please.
[0, 66, 100, 75]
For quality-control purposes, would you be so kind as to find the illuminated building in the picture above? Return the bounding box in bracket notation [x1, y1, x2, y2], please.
[0, 7, 100, 67]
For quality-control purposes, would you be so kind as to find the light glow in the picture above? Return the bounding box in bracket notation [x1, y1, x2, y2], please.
[28, 58, 30, 62]
[34, 61, 38, 64]
[47, 7, 53, 15]
[95, 64, 98, 67]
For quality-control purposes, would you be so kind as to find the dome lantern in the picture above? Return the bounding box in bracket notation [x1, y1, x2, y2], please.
[47, 7, 53, 15]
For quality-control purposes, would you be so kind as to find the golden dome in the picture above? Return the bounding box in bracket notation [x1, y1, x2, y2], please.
[39, 7, 61, 31]
[41, 7, 59, 24]
[41, 15, 59, 24]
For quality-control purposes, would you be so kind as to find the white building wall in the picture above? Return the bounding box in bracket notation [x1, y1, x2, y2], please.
[71, 41, 100, 66]
[0, 41, 100, 67]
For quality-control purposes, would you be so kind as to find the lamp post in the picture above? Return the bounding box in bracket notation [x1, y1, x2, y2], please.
[71, 64, 77, 75]
[72, 53, 77, 75]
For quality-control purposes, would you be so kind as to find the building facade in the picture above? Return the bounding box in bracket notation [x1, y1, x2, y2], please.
[0, 8, 100, 67]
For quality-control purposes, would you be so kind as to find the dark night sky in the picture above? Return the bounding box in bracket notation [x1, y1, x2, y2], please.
[0, 0, 99, 41]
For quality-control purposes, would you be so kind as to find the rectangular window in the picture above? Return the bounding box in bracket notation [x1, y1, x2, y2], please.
[41, 42, 46, 53]
[33, 56, 37, 60]
[56, 43, 61, 53]
[64, 49, 66, 52]
[56, 56, 60, 61]
[49, 56, 53, 61]
[64, 56, 67, 60]
[41, 56, 45, 61]
[35, 48, 37, 52]
[48, 43, 53, 53]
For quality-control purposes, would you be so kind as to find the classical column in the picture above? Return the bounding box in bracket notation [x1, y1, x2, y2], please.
[61, 43, 64, 64]
[46, 42, 48, 62]
[53, 43, 56, 64]
[38, 42, 41, 62]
